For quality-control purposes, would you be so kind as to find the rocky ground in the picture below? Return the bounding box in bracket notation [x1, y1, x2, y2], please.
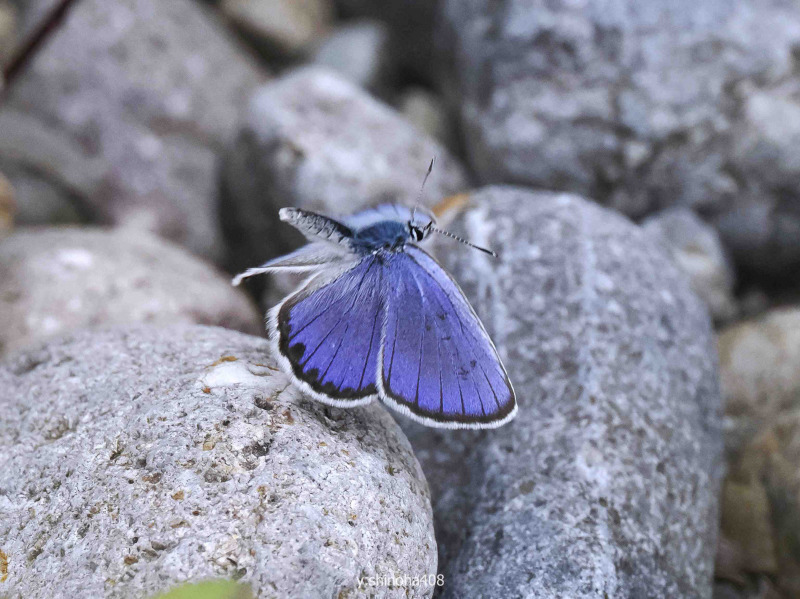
[0, 1, 797, 598]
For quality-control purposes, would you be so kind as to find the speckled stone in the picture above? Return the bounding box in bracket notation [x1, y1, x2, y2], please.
[438, 0, 800, 277]
[718, 308, 800, 455]
[402, 186, 722, 598]
[311, 20, 392, 94]
[714, 310, 800, 596]
[0, 325, 436, 598]
[0, 227, 262, 357]
[642, 207, 737, 323]
[221, 0, 334, 58]
[0, 0, 266, 260]
[221, 66, 468, 274]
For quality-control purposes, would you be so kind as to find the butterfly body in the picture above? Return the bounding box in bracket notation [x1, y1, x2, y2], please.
[351, 221, 411, 253]
[234, 204, 517, 429]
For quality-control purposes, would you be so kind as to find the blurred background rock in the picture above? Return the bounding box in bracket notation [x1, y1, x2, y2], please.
[221, 0, 333, 61]
[0, 1, 16, 68]
[0, 0, 798, 597]
[0, 227, 263, 356]
[0, 0, 266, 261]
[0, 170, 14, 231]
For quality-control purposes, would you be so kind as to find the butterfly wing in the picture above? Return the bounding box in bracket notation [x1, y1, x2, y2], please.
[344, 204, 435, 231]
[379, 246, 516, 429]
[270, 256, 384, 406]
[279, 207, 356, 247]
[232, 242, 351, 286]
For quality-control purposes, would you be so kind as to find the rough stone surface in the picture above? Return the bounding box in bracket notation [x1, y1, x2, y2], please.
[643, 207, 737, 323]
[438, 0, 800, 277]
[718, 308, 800, 455]
[721, 410, 800, 597]
[221, 67, 468, 273]
[0, 227, 262, 357]
[0, 0, 266, 260]
[719, 474, 777, 577]
[714, 309, 800, 596]
[0, 325, 436, 598]
[311, 20, 392, 94]
[752, 416, 800, 597]
[221, 0, 333, 58]
[402, 187, 722, 597]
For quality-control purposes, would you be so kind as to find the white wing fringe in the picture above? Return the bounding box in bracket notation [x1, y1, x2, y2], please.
[231, 243, 350, 286]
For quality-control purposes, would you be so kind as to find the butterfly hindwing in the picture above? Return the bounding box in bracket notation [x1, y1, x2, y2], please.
[273, 256, 384, 405]
[380, 246, 516, 428]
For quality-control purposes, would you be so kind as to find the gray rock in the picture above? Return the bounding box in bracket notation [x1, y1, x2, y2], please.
[0, 0, 266, 260]
[7, 0, 58, 50]
[221, 66, 469, 274]
[717, 308, 800, 455]
[0, 325, 436, 598]
[0, 171, 13, 230]
[402, 187, 722, 597]
[398, 87, 455, 150]
[0, 227, 262, 357]
[0, 0, 16, 66]
[712, 583, 750, 599]
[311, 20, 392, 94]
[438, 0, 800, 277]
[3, 163, 85, 226]
[643, 207, 737, 323]
[221, 0, 334, 58]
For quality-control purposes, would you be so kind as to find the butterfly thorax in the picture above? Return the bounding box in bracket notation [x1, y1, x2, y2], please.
[350, 221, 411, 254]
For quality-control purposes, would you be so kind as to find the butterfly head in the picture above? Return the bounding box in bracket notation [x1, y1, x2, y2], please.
[408, 216, 434, 243]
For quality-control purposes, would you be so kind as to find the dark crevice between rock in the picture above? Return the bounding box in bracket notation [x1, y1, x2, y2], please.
[3, 160, 98, 225]
[1, 0, 80, 93]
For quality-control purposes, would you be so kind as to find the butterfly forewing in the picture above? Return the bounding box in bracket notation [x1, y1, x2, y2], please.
[274, 256, 384, 404]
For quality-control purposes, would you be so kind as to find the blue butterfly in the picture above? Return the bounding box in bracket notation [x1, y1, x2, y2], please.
[233, 203, 517, 429]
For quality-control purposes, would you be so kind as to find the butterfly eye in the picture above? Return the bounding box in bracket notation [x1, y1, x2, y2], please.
[410, 225, 425, 242]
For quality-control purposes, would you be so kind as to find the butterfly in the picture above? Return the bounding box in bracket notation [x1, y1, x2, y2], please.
[233, 203, 517, 429]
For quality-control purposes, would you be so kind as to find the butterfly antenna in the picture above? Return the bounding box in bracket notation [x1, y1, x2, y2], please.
[412, 157, 436, 222]
[428, 224, 497, 257]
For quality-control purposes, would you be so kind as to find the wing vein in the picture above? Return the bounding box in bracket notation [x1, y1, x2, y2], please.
[295, 258, 376, 365]
[436, 316, 443, 414]
[408, 254, 500, 416]
[386, 309, 400, 383]
[358, 266, 383, 390]
[412, 277, 426, 407]
[320, 321, 349, 381]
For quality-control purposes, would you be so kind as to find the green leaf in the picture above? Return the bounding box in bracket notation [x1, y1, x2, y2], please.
[151, 579, 254, 599]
